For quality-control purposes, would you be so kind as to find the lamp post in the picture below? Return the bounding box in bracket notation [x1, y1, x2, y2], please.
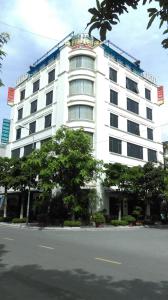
[19, 125, 35, 225]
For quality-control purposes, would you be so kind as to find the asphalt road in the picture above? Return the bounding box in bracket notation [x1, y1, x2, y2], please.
[0, 225, 168, 299]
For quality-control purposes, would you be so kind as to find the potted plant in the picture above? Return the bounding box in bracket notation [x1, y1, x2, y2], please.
[93, 212, 105, 227]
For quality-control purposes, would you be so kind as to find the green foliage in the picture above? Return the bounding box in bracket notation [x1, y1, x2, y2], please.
[87, 0, 168, 48]
[0, 32, 10, 86]
[111, 220, 128, 226]
[64, 220, 81, 227]
[35, 127, 101, 217]
[0, 216, 11, 222]
[93, 212, 105, 224]
[12, 217, 26, 224]
[122, 215, 136, 223]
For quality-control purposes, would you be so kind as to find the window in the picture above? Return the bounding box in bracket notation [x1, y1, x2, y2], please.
[146, 107, 152, 120]
[148, 149, 157, 162]
[85, 132, 93, 147]
[145, 88, 151, 101]
[127, 98, 139, 114]
[68, 105, 93, 121]
[11, 148, 20, 158]
[109, 137, 122, 154]
[29, 121, 36, 134]
[33, 79, 40, 93]
[45, 114, 52, 128]
[24, 143, 36, 156]
[18, 108, 23, 120]
[127, 142, 143, 159]
[109, 68, 117, 82]
[110, 113, 118, 128]
[69, 55, 94, 70]
[30, 100, 37, 114]
[16, 128, 21, 140]
[126, 77, 138, 94]
[147, 128, 153, 140]
[20, 89, 25, 101]
[127, 120, 140, 136]
[46, 91, 53, 106]
[41, 137, 51, 146]
[48, 69, 55, 83]
[110, 90, 118, 105]
[69, 79, 94, 96]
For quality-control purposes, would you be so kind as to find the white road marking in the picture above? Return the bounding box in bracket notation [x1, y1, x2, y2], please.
[38, 245, 54, 250]
[3, 237, 14, 241]
[95, 257, 122, 265]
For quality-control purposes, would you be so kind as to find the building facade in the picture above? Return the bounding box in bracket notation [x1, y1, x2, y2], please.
[7, 33, 164, 214]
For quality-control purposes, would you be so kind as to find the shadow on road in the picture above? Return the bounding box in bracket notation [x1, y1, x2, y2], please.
[0, 243, 168, 300]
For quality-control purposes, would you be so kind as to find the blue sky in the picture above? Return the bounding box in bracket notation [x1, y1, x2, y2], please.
[0, 0, 167, 140]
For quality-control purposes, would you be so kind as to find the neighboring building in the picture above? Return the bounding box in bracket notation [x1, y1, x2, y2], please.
[7, 33, 164, 214]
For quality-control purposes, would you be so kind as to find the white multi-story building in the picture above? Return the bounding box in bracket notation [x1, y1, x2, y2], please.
[7, 33, 164, 215]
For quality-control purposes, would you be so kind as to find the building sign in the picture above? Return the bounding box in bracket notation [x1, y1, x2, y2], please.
[157, 86, 164, 105]
[68, 33, 100, 49]
[7, 87, 15, 106]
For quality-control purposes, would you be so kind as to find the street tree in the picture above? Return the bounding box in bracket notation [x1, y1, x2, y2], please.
[36, 127, 101, 219]
[0, 157, 14, 218]
[87, 0, 168, 48]
[0, 32, 10, 86]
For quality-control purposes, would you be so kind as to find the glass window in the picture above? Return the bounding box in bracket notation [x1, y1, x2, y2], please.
[126, 77, 138, 94]
[145, 88, 151, 100]
[11, 148, 20, 158]
[147, 128, 153, 140]
[127, 142, 143, 159]
[110, 113, 118, 128]
[18, 108, 23, 120]
[69, 55, 94, 70]
[127, 120, 140, 136]
[68, 105, 93, 121]
[33, 79, 40, 93]
[46, 91, 53, 106]
[24, 143, 36, 156]
[109, 68, 117, 82]
[30, 100, 37, 114]
[148, 149, 157, 162]
[45, 114, 52, 128]
[16, 128, 21, 140]
[69, 79, 94, 96]
[127, 98, 139, 114]
[146, 107, 152, 120]
[109, 137, 122, 154]
[110, 90, 118, 105]
[29, 121, 36, 134]
[48, 69, 55, 83]
[20, 89, 25, 101]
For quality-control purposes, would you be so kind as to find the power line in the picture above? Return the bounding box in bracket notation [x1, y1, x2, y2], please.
[0, 21, 59, 41]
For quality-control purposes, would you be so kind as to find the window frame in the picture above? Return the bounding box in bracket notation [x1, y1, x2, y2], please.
[126, 77, 139, 94]
[18, 108, 23, 120]
[109, 67, 117, 82]
[127, 120, 140, 136]
[146, 107, 152, 120]
[29, 121, 36, 134]
[148, 149, 157, 162]
[33, 79, 40, 93]
[145, 88, 151, 101]
[46, 90, 53, 106]
[20, 89, 25, 101]
[44, 114, 52, 128]
[110, 89, 118, 105]
[127, 142, 143, 159]
[110, 113, 118, 128]
[68, 105, 93, 121]
[109, 137, 122, 154]
[127, 98, 139, 115]
[16, 128, 21, 140]
[48, 69, 55, 83]
[147, 128, 153, 140]
[30, 99, 37, 114]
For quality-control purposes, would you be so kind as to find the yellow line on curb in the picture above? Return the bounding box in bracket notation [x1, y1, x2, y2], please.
[95, 257, 122, 265]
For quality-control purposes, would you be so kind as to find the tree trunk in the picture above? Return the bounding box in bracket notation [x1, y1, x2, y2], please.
[146, 199, 151, 219]
[3, 186, 7, 218]
[118, 200, 122, 221]
[20, 198, 24, 219]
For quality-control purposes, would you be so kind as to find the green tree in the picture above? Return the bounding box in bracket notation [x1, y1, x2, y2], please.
[0, 32, 10, 86]
[36, 127, 101, 219]
[87, 0, 168, 48]
[0, 157, 14, 218]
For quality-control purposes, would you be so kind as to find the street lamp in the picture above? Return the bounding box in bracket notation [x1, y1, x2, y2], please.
[18, 125, 35, 225]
